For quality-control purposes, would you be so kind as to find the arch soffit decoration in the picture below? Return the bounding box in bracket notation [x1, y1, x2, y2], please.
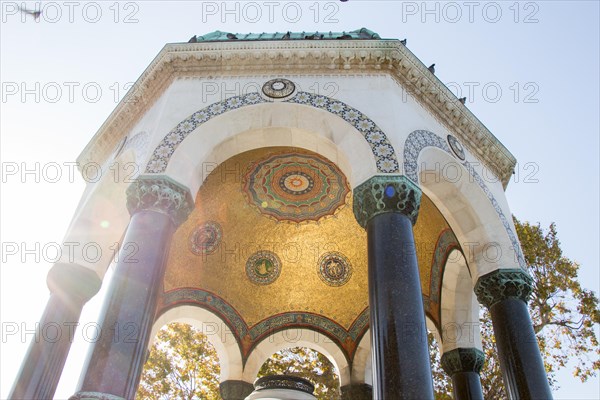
[150, 304, 244, 382]
[242, 327, 351, 386]
[403, 129, 526, 270]
[439, 248, 483, 353]
[159, 288, 369, 366]
[144, 91, 400, 176]
[425, 228, 461, 332]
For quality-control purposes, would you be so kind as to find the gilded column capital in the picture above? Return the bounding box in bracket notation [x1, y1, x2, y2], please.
[126, 175, 194, 227]
[352, 175, 421, 228]
[474, 268, 533, 309]
[440, 348, 485, 376]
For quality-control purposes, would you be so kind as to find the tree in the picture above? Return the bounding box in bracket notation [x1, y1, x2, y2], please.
[138, 219, 598, 398]
[429, 218, 599, 397]
[258, 347, 341, 399]
[136, 323, 221, 400]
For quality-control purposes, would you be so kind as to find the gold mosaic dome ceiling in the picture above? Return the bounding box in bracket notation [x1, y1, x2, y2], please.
[160, 147, 459, 360]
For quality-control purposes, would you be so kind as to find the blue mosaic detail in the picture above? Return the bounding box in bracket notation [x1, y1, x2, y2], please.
[403, 130, 526, 269]
[145, 89, 399, 174]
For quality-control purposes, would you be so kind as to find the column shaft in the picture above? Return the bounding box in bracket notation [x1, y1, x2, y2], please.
[367, 212, 434, 399]
[75, 210, 174, 399]
[220, 380, 255, 400]
[475, 269, 552, 399]
[490, 298, 552, 399]
[9, 263, 100, 400]
[9, 294, 84, 399]
[451, 372, 484, 400]
[340, 383, 372, 400]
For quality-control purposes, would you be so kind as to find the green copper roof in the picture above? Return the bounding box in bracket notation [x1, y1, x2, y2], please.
[188, 28, 381, 43]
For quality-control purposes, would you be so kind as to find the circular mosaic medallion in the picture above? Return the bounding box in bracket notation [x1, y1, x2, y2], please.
[318, 251, 352, 287]
[262, 78, 296, 99]
[246, 250, 281, 285]
[447, 135, 466, 161]
[189, 221, 222, 255]
[243, 152, 350, 223]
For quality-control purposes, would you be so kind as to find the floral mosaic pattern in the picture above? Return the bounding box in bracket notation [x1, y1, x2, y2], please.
[318, 251, 353, 287]
[145, 89, 399, 174]
[161, 288, 370, 361]
[242, 152, 350, 223]
[286, 92, 399, 173]
[403, 130, 526, 269]
[189, 221, 222, 255]
[245, 250, 282, 285]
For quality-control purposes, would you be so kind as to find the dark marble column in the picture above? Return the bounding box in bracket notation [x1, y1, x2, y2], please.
[341, 383, 372, 400]
[475, 269, 553, 399]
[9, 263, 101, 400]
[71, 176, 194, 400]
[353, 175, 434, 400]
[220, 380, 255, 400]
[441, 348, 485, 400]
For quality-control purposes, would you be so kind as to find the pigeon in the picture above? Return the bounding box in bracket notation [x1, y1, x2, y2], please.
[459, 97, 467, 104]
[226, 33, 238, 40]
[400, 39, 407, 45]
[188, 36, 198, 43]
[428, 64, 436, 74]
[282, 31, 291, 40]
[18, 6, 41, 19]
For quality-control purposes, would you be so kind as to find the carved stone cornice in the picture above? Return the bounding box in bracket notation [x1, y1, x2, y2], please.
[440, 348, 485, 376]
[353, 175, 421, 228]
[78, 39, 516, 187]
[69, 392, 125, 400]
[474, 268, 533, 309]
[125, 175, 194, 227]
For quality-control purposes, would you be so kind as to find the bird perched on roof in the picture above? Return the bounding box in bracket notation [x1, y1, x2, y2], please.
[428, 64, 436, 74]
[459, 97, 467, 104]
[226, 33, 238, 40]
[282, 31, 291, 40]
[400, 39, 407, 45]
[18, 6, 41, 19]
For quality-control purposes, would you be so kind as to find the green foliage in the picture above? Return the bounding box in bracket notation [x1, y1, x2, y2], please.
[430, 217, 599, 397]
[515, 218, 600, 385]
[258, 347, 341, 400]
[428, 334, 453, 400]
[136, 323, 221, 400]
[136, 218, 599, 399]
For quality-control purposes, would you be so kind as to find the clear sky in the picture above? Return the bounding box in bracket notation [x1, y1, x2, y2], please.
[1, 1, 598, 398]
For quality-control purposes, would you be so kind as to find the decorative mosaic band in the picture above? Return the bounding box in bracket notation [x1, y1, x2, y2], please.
[125, 175, 194, 227]
[474, 268, 533, 309]
[69, 392, 125, 400]
[440, 348, 485, 375]
[254, 375, 315, 395]
[403, 129, 527, 270]
[353, 175, 422, 228]
[161, 288, 370, 360]
[145, 89, 399, 175]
